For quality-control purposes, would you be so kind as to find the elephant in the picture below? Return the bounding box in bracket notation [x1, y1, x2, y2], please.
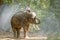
[11, 11, 40, 38]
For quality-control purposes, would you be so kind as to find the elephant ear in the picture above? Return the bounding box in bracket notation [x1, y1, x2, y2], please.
[34, 18, 40, 24]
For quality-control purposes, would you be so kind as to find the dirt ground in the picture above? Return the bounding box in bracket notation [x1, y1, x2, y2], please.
[0, 31, 47, 40]
[0, 32, 47, 40]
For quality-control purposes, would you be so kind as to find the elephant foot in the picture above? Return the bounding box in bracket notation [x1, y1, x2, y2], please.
[24, 35, 29, 39]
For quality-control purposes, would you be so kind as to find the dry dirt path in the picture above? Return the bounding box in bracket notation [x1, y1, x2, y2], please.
[0, 32, 47, 40]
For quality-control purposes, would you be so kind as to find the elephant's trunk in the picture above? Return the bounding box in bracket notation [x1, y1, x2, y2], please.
[34, 18, 40, 24]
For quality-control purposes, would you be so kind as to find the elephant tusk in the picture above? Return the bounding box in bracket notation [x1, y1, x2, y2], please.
[33, 24, 40, 31]
[35, 25, 40, 30]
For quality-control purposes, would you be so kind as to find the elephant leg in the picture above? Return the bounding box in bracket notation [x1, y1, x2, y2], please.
[23, 26, 29, 39]
[12, 28, 17, 38]
[16, 29, 20, 38]
[16, 27, 21, 38]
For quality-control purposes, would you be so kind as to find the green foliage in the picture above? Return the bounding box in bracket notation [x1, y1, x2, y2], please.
[3, 0, 12, 4]
[2, 0, 50, 9]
